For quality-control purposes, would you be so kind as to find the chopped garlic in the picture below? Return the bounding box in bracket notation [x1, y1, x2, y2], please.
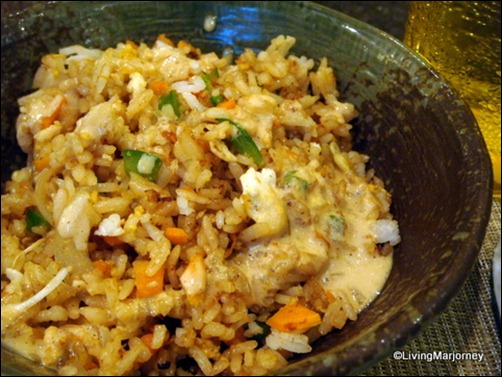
[95, 213, 125, 237]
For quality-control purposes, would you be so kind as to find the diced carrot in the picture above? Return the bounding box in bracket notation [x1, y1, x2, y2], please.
[163, 131, 177, 143]
[40, 96, 66, 129]
[84, 360, 98, 370]
[149, 80, 168, 96]
[40, 117, 53, 130]
[133, 260, 165, 298]
[92, 260, 112, 276]
[217, 99, 236, 109]
[266, 304, 321, 333]
[34, 156, 50, 172]
[196, 139, 210, 152]
[102, 236, 123, 247]
[156, 33, 174, 46]
[140, 333, 157, 353]
[165, 227, 189, 245]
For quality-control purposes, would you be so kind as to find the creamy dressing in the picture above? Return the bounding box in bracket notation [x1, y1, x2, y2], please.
[318, 249, 393, 312]
[233, 163, 395, 311]
[232, 224, 329, 306]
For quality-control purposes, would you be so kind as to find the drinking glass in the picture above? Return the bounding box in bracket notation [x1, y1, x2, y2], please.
[404, 1, 501, 197]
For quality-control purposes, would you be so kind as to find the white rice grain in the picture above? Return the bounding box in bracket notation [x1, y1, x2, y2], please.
[372, 219, 401, 246]
[265, 329, 311, 353]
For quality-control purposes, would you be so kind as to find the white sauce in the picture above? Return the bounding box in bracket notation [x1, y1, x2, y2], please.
[318, 249, 393, 312]
[233, 166, 395, 311]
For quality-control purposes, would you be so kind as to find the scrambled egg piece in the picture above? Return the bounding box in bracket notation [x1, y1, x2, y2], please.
[239, 168, 288, 242]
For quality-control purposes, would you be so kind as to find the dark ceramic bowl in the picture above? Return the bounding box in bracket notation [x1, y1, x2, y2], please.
[1, 1, 493, 376]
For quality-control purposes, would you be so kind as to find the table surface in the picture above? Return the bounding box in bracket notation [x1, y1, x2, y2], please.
[1, 1, 501, 376]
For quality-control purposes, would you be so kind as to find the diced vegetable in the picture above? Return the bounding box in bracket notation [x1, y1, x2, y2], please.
[328, 214, 346, 239]
[26, 207, 51, 233]
[165, 227, 189, 244]
[149, 80, 168, 95]
[33, 156, 51, 172]
[133, 260, 165, 298]
[158, 90, 182, 118]
[40, 96, 66, 129]
[217, 99, 236, 109]
[210, 94, 224, 106]
[217, 118, 263, 166]
[202, 69, 225, 106]
[140, 333, 158, 353]
[92, 260, 112, 276]
[201, 69, 219, 90]
[123, 150, 163, 182]
[102, 236, 124, 246]
[283, 171, 311, 191]
[250, 321, 271, 342]
[266, 303, 321, 333]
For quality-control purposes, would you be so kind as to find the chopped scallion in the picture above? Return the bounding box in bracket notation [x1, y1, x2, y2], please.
[123, 150, 163, 182]
[283, 171, 311, 191]
[328, 214, 346, 239]
[202, 69, 225, 106]
[201, 69, 219, 90]
[210, 94, 224, 106]
[158, 90, 181, 118]
[217, 118, 263, 166]
[250, 321, 271, 343]
[26, 207, 51, 233]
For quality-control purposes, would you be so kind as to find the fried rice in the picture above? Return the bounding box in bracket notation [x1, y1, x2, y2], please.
[1, 35, 400, 376]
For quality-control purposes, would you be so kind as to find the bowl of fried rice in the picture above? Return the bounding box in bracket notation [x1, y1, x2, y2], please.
[1, 1, 493, 376]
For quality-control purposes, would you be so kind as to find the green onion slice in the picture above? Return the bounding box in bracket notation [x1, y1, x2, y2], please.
[217, 118, 263, 166]
[158, 90, 181, 118]
[210, 94, 224, 106]
[26, 207, 51, 233]
[201, 69, 219, 90]
[250, 321, 271, 343]
[123, 150, 163, 182]
[328, 214, 346, 239]
[202, 69, 225, 106]
[284, 171, 311, 191]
